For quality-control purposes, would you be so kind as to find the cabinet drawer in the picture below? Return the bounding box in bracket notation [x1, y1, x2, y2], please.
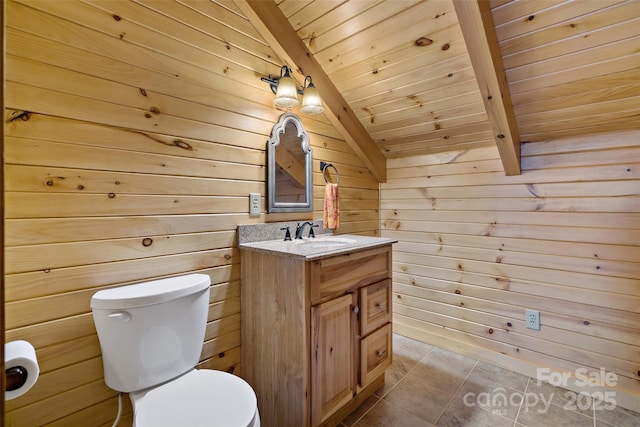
[360, 323, 392, 387]
[360, 279, 391, 337]
[310, 246, 391, 304]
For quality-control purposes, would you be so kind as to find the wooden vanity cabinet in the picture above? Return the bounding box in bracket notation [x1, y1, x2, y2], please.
[241, 244, 393, 427]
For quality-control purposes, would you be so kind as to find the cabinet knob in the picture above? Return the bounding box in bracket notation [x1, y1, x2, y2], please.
[375, 302, 382, 309]
[376, 350, 384, 358]
[353, 306, 360, 315]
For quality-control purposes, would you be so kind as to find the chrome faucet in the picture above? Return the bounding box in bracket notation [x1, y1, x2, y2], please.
[295, 221, 315, 239]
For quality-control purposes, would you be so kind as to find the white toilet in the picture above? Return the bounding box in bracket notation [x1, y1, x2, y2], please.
[91, 273, 260, 427]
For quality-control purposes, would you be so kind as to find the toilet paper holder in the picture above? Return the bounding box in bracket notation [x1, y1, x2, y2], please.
[6, 366, 29, 392]
[4, 340, 40, 400]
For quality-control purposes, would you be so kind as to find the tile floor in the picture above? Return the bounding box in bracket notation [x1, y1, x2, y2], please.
[340, 334, 640, 427]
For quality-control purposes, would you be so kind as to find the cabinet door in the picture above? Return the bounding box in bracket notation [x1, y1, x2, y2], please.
[311, 293, 356, 426]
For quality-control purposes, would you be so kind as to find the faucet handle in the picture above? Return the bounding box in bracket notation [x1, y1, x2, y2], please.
[280, 226, 292, 241]
[308, 224, 319, 238]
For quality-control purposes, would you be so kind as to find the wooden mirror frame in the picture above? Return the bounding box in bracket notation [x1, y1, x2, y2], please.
[267, 112, 313, 213]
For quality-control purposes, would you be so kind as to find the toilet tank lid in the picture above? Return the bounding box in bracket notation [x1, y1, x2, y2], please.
[91, 274, 211, 310]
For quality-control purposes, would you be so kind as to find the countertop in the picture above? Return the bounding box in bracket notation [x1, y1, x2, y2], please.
[238, 234, 397, 260]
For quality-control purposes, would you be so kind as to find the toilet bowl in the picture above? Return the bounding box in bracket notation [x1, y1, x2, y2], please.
[131, 370, 260, 427]
[91, 274, 260, 427]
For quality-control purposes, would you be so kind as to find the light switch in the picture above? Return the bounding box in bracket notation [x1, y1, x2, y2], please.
[249, 193, 261, 216]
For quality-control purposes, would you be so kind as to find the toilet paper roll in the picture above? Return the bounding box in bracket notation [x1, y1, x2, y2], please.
[5, 340, 39, 400]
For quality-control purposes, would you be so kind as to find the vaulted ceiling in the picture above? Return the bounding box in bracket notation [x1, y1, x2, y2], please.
[236, 0, 640, 181]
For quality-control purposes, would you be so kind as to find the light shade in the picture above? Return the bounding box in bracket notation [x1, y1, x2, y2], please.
[274, 68, 299, 109]
[300, 83, 324, 115]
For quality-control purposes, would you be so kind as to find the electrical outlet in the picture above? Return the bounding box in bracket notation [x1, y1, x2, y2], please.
[526, 309, 540, 330]
[249, 193, 260, 216]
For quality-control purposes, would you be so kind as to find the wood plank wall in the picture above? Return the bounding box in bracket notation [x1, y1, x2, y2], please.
[3, 0, 378, 425]
[382, 130, 640, 412]
[1, 0, 6, 424]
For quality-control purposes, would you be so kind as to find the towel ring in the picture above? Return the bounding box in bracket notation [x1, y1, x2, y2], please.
[320, 161, 340, 185]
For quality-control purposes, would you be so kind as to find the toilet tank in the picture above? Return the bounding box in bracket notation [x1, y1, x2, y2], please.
[91, 274, 211, 393]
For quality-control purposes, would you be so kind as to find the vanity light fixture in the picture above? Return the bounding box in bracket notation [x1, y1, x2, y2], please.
[261, 65, 324, 115]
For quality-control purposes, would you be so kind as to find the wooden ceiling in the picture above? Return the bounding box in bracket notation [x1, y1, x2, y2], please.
[238, 0, 640, 179]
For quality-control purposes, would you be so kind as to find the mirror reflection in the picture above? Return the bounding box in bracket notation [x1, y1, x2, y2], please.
[267, 113, 313, 213]
[275, 122, 306, 203]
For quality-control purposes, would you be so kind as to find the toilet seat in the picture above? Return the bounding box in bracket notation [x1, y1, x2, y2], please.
[134, 369, 259, 427]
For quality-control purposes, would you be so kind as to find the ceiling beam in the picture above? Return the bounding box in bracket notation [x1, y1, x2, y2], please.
[234, 0, 387, 182]
[453, 0, 521, 175]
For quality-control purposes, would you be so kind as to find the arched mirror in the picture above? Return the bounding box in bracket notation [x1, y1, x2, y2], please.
[267, 112, 313, 213]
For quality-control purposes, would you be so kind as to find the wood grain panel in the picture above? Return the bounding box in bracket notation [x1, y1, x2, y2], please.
[336, 26, 466, 97]
[359, 323, 391, 387]
[198, 346, 242, 373]
[5, 165, 264, 196]
[493, 0, 625, 40]
[382, 180, 640, 199]
[360, 279, 392, 337]
[383, 221, 639, 250]
[5, 112, 265, 165]
[47, 397, 132, 427]
[5, 357, 104, 412]
[5, 215, 258, 246]
[382, 209, 640, 230]
[393, 240, 639, 281]
[277, 0, 640, 161]
[6, 381, 116, 427]
[310, 246, 391, 304]
[4, 0, 380, 424]
[6, 192, 249, 218]
[5, 313, 97, 349]
[240, 250, 309, 427]
[5, 247, 237, 302]
[6, 231, 236, 274]
[394, 252, 639, 302]
[7, 82, 267, 150]
[6, 54, 273, 138]
[304, 1, 422, 60]
[491, 0, 640, 144]
[381, 194, 639, 213]
[382, 130, 640, 412]
[503, 15, 639, 69]
[349, 64, 478, 117]
[290, 0, 381, 35]
[312, 293, 354, 425]
[514, 82, 640, 118]
[7, 0, 275, 93]
[498, 1, 636, 56]
[393, 277, 638, 346]
[275, 0, 497, 159]
[397, 298, 639, 381]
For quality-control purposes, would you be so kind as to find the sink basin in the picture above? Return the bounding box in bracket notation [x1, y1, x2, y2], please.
[296, 237, 357, 247]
